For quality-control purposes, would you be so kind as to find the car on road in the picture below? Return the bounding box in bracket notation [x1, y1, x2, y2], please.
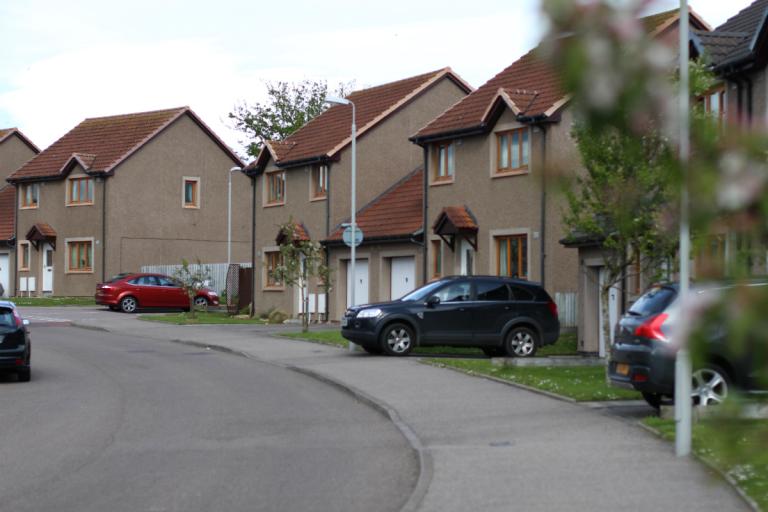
[609, 282, 768, 408]
[95, 273, 219, 313]
[341, 276, 560, 356]
[0, 301, 31, 382]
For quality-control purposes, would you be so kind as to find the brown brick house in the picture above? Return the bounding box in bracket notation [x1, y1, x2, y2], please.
[245, 69, 472, 319]
[0, 128, 40, 297]
[6, 107, 247, 296]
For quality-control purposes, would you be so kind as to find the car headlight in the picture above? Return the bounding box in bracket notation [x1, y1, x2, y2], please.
[356, 308, 382, 319]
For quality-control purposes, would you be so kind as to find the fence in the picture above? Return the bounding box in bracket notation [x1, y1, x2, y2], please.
[140, 263, 252, 295]
[554, 292, 578, 328]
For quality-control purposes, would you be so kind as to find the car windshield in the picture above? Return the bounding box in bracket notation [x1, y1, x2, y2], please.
[400, 280, 450, 302]
[628, 286, 676, 316]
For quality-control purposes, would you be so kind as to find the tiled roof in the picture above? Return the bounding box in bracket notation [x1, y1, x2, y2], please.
[250, 69, 472, 171]
[433, 206, 478, 233]
[326, 168, 423, 242]
[28, 222, 57, 238]
[414, 9, 709, 141]
[8, 107, 243, 182]
[717, 0, 768, 33]
[276, 221, 311, 245]
[0, 128, 40, 154]
[0, 185, 14, 241]
[694, 30, 752, 65]
[694, 0, 768, 68]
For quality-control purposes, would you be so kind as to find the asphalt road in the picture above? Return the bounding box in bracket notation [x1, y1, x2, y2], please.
[0, 325, 417, 512]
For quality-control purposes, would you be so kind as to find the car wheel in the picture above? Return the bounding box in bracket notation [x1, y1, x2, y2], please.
[120, 296, 138, 314]
[17, 367, 31, 382]
[482, 347, 505, 357]
[504, 327, 538, 357]
[692, 365, 731, 407]
[641, 392, 673, 409]
[194, 296, 209, 311]
[381, 323, 415, 356]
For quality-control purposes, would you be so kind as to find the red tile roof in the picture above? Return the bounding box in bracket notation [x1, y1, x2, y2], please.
[0, 128, 40, 155]
[8, 107, 243, 182]
[28, 222, 57, 238]
[414, 9, 710, 141]
[0, 185, 14, 241]
[251, 69, 472, 171]
[433, 206, 478, 233]
[326, 168, 423, 242]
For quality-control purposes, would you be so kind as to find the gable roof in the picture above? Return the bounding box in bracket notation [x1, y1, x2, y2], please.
[413, 8, 710, 142]
[7, 107, 243, 183]
[325, 168, 423, 243]
[249, 69, 473, 173]
[0, 185, 14, 241]
[0, 128, 40, 155]
[693, 0, 768, 71]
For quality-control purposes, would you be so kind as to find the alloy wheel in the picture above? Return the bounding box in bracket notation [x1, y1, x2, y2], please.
[121, 297, 137, 313]
[386, 328, 412, 354]
[692, 368, 728, 406]
[194, 297, 209, 311]
[510, 331, 535, 357]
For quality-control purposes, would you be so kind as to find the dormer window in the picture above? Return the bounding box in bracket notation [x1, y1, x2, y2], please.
[20, 183, 39, 209]
[496, 128, 529, 175]
[67, 176, 94, 206]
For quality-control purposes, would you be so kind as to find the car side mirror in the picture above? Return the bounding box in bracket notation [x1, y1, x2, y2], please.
[426, 296, 440, 308]
[22, 319, 30, 327]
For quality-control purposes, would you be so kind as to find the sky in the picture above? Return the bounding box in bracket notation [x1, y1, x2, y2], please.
[0, 0, 756, 159]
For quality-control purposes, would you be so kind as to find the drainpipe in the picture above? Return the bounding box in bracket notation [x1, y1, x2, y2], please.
[539, 124, 548, 288]
[746, 76, 754, 127]
[101, 177, 107, 282]
[422, 145, 429, 286]
[250, 174, 257, 317]
[325, 163, 331, 321]
[12, 187, 18, 296]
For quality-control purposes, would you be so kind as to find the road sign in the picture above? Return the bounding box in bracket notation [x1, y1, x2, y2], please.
[342, 225, 364, 248]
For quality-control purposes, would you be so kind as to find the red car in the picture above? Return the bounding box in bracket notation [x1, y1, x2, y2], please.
[96, 273, 219, 313]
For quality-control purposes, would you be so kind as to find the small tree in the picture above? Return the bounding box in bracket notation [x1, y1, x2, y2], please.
[173, 259, 212, 319]
[229, 80, 354, 159]
[272, 222, 332, 333]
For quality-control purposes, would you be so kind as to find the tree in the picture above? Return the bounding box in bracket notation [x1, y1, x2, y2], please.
[229, 80, 354, 159]
[271, 221, 332, 333]
[173, 259, 212, 319]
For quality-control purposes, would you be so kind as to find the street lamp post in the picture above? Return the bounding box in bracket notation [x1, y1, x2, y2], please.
[325, 96, 357, 352]
[228, 166, 243, 308]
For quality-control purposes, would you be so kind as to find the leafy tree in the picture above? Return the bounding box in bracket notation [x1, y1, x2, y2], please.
[229, 80, 354, 159]
[173, 259, 212, 319]
[272, 221, 332, 333]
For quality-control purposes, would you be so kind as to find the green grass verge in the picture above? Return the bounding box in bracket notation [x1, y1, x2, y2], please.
[428, 359, 641, 401]
[138, 312, 266, 325]
[643, 417, 768, 510]
[10, 296, 96, 306]
[279, 330, 580, 356]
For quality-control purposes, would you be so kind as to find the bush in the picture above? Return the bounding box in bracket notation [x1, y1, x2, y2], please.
[268, 309, 289, 324]
[260, 306, 276, 320]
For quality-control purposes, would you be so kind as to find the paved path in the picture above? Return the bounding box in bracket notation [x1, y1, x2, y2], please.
[19, 306, 751, 511]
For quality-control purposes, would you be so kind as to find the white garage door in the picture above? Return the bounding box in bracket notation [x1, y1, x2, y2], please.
[390, 257, 415, 300]
[0, 254, 8, 297]
[346, 259, 369, 307]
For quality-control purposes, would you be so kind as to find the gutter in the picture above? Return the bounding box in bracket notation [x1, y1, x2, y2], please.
[246, 155, 332, 176]
[410, 125, 488, 146]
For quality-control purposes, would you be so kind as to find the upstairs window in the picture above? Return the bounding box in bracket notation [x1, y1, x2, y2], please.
[67, 177, 94, 205]
[432, 141, 455, 183]
[497, 234, 528, 279]
[497, 128, 529, 174]
[183, 177, 200, 208]
[311, 165, 328, 199]
[20, 183, 39, 209]
[266, 171, 286, 205]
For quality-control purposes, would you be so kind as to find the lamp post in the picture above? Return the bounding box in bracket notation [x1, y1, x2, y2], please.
[325, 96, 357, 352]
[228, 166, 243, 308]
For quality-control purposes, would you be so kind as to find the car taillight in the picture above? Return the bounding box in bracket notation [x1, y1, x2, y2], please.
[634, 313, 669, 342]
[13, 310, 23, 328]
[547, 300, 558, 318]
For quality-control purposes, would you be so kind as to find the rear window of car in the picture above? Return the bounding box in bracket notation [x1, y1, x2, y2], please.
[629, 286, 676, 316]
[107, 273, 131, 283]
[0, 309, 15, 327]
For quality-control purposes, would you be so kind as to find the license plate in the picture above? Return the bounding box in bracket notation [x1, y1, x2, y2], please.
[616, 363, 630, 376]
[341, 317, 349, 327]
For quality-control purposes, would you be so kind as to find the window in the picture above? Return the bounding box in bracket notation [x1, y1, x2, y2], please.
[431, 240, 442, 279]
[20, 183, 39, 209]
[432, 141, 455, 182]
[266, 171, 286, 205]
[700, 86, 726, 126]
[434, 281, 471, 303]
[265, 250, 283, 288]
[497, 234, 528, 279]
[129, 275, 159, 286]
[67, 240, 93, 272]
[311, 165, 328, 199]
[18, 242, 30, 271]
[476, 280, 510, 301]
[183, 177, 200, 208]
[496, 128, 529, 173]
[67, 177, 94, 205]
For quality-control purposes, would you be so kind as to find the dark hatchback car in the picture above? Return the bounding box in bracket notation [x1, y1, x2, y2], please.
[341, 276, 560, 357]
[96, 273, 220, 313]
[0, 301, 31, 382]
[609, 282, 767, 408]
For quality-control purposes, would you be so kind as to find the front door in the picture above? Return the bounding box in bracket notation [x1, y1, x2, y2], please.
[420, 279, 475, 344]
[42, 244, 54, 293]
[390, 257, 415, 300]
[598, 267, 619, 358]
[0, 253, 9, 297]
[346, 259, 369, 308]
[460, 239, 474, 276]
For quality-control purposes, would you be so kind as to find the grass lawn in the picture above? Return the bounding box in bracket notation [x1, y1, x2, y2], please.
[138, 312, 266, 325]
[10, 296, 96, 307]
[643, 417, 768, 510]
[428, 359, 641, 401]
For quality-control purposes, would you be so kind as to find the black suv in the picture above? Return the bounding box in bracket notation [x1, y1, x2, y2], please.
[341, 276, 560, 356]
[0, 301, 31, 382]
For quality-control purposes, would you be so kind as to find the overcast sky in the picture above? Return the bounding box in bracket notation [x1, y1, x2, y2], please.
[0, 0, 755, 158]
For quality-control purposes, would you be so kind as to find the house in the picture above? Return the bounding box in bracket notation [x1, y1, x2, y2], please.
[411, 8, 710, 356]
[6, 107, 248, 297]
[0, 128, 40, 297]
[245, 69, 472, 319]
